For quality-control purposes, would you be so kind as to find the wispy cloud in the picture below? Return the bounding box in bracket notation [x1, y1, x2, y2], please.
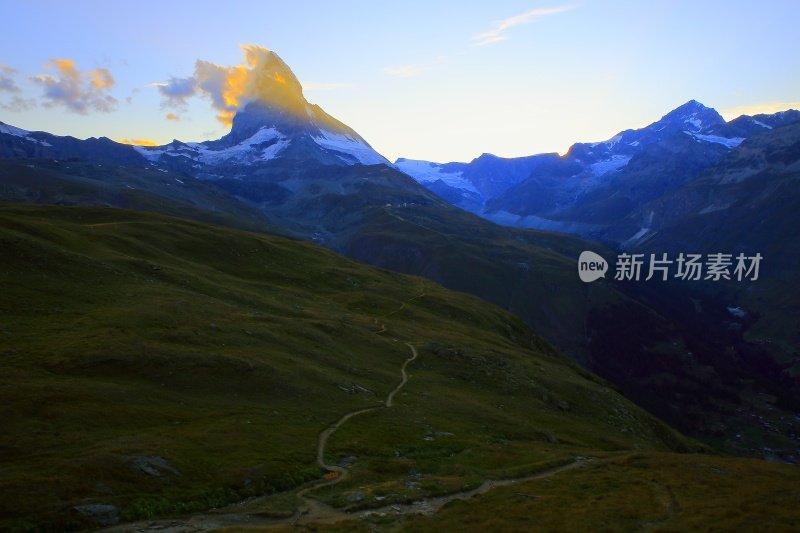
[89, 68, 114, 90]
[0, 76, 19, 92]
[0, 63, 21, 93]
[303, 81, 354, 91]
[721, 100, 800, 119]
[0, 96, 36, 112]
[382, 64, 427, 78]
[151, 76, 197, 109]
[31, 59, 117, 113]
[472, 5, 574, 46]
[0, 64, 34, 110]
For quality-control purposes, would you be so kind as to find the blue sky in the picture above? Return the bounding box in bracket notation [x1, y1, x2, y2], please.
[1, 0, 798, 162]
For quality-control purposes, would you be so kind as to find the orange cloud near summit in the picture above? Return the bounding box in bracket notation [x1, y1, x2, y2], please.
[158, 44, 305, 127]
[195, 45, 298, 126]
[223, 65, 248, 108]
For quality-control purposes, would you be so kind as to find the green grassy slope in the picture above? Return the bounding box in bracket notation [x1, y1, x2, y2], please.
[338, 201, 628, 362]
[299, 453, 800, 532]
[0, 205, 796, 532]
[0, 204, 694, 530]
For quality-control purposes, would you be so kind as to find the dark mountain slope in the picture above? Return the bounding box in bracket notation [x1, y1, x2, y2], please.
[624, 121, 800, 369]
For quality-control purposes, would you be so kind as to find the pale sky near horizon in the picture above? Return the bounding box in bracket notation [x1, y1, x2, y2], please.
[1, 0, 798, 163]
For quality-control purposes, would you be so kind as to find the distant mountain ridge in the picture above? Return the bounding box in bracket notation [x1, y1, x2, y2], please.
[395, 100, 800, 242]
[4, 93, 796, 243]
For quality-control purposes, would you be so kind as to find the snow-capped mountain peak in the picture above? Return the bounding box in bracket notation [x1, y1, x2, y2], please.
[654, 99, 726, 133]
[134, 53, 389, 173]
[394, 101, 800, 222]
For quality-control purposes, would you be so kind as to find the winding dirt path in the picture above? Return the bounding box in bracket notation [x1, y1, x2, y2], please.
[106, 457, 592, 532]
[374, 283, 425, 334]
[297, 343, 418, 479]
[386, 344, 417, 408]
[101, 283, 592, 531]
[104, 339, 422, 533]
[284, 341, 419, 526]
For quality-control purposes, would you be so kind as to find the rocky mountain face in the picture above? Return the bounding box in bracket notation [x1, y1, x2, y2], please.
[604, 119, 800, 248]
[396, 101, 800, 244]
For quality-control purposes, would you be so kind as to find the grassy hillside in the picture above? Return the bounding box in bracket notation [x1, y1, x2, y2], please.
[284, 453, 800, 532]
[0, 205, 689, 530]
[338, 200, 628, 362]
[1, 205, 797, 531]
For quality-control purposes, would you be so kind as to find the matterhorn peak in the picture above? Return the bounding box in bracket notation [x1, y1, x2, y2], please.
[239, 47, 306, 112]
[224, 48, 375, 150]
[191, 45, 310, 129]
[133, 46, 390, 168]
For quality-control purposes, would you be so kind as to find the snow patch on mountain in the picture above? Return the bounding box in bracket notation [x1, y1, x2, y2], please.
[312, 130, 388, 165]
[621, 225, 659, 249]
[727, 306, 747, 318]
[132, 145, 161, 162]
[135, 127, 290, 165]
[688, 132, 745, 149]
[395, 159, 478, 193]
[698, 201, 733, 214]
[0, 123, 31, 138]
[485, 210, 602, 234]
[589, 134, 622, 149]
[686, 116, 704, 131]
[590, 155, 632, 176]
[257, 139, 291, 161]
[0, 123, 52, 147]
[198, 127, 288, 163]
